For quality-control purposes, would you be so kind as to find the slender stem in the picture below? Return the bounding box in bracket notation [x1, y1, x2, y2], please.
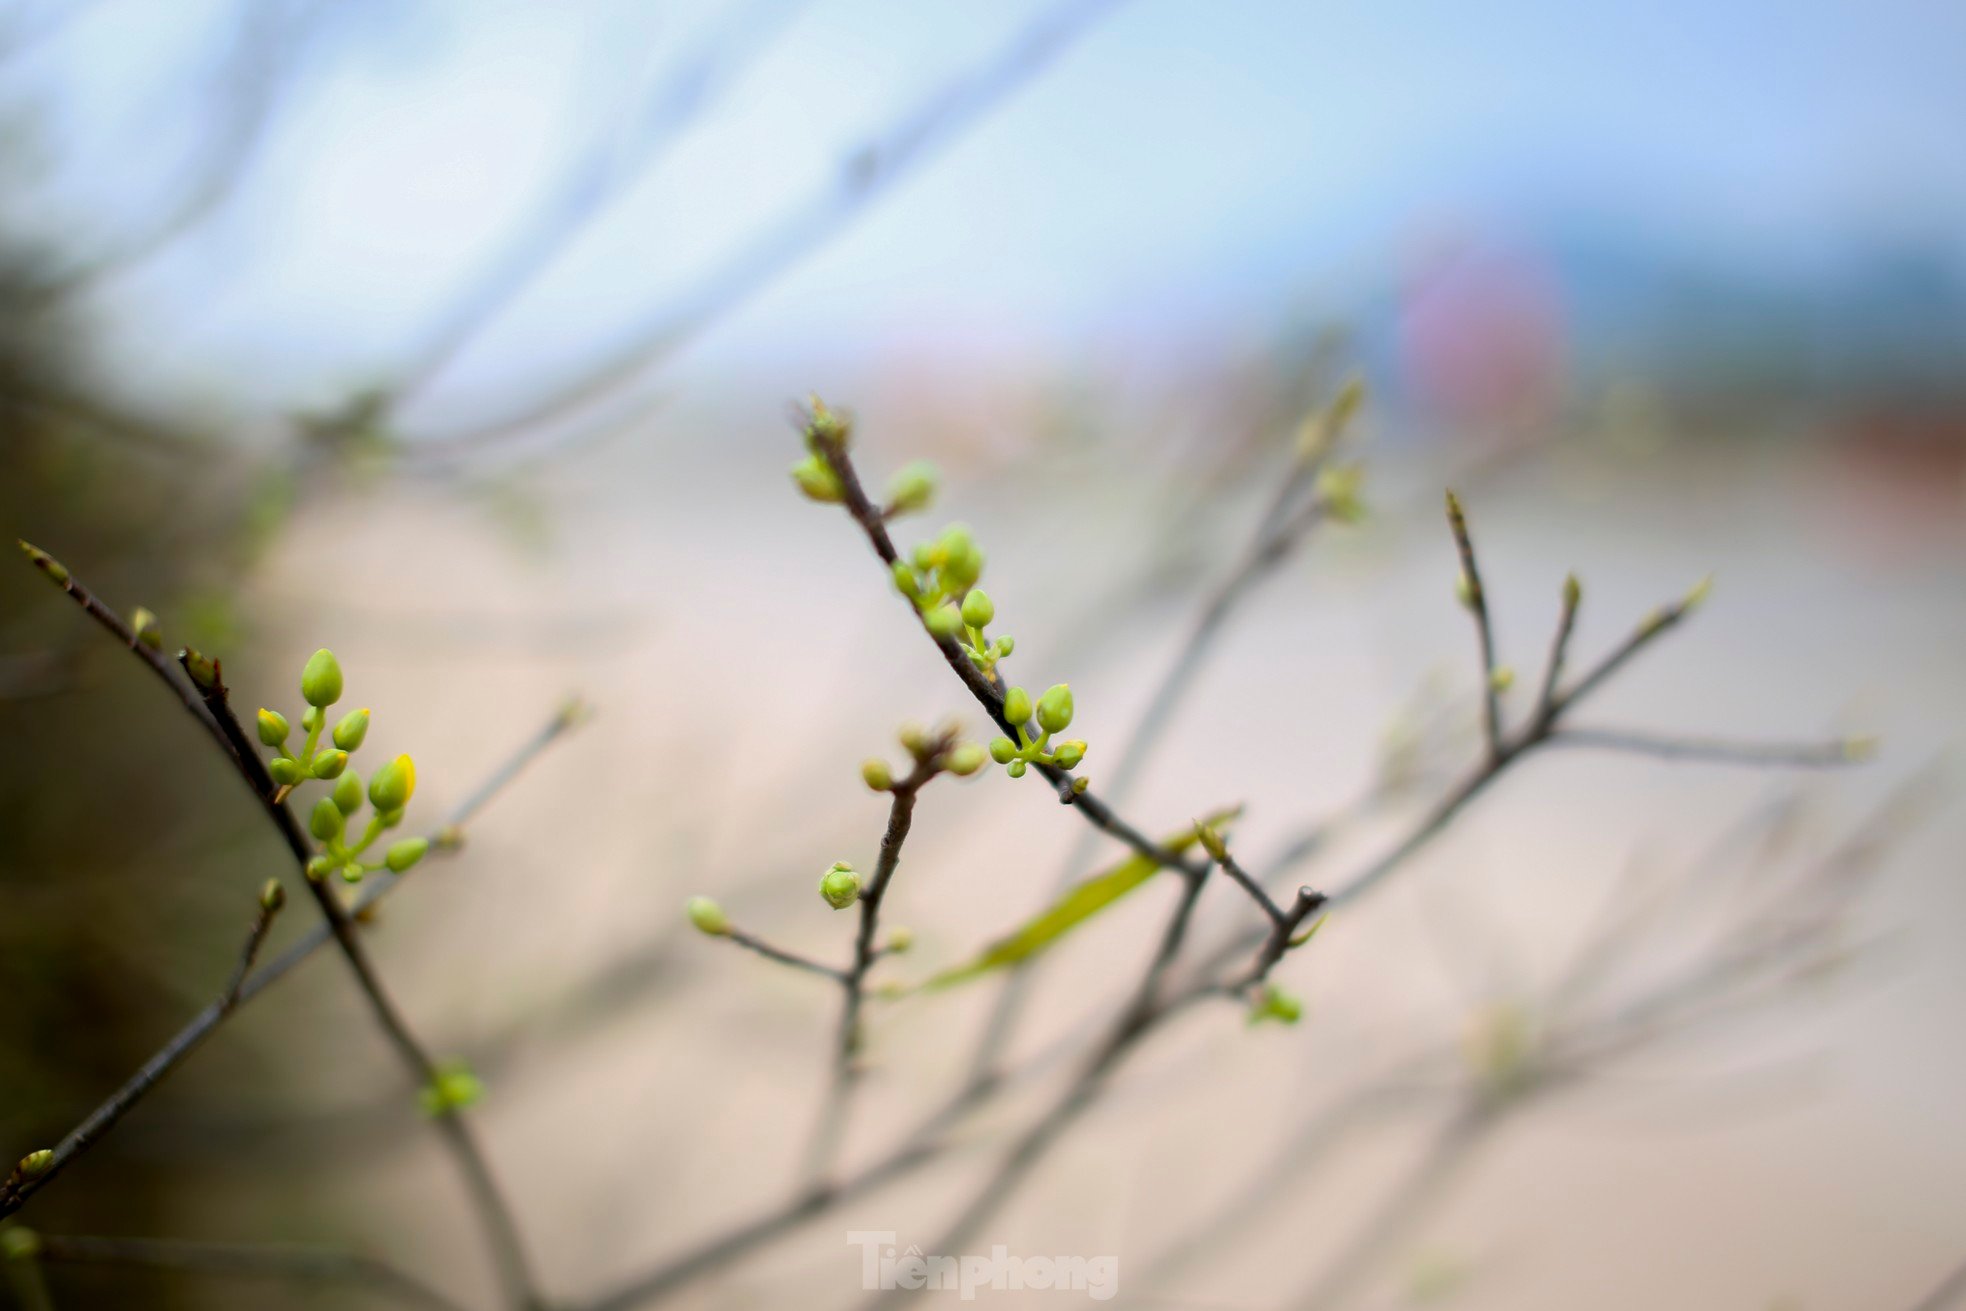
[33, 1235, 471, 1311]
[720, 928, 847, 983]
[1532, 574, 1581, 722]
[218, 891, 285, 1013]
[806, 753, 935, 1182]
[1547, 726, 1861, 769]
[1444, 491, 1502, 759]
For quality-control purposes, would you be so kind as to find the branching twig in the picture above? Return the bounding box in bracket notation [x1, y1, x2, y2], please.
[9, 545, 573, 1307]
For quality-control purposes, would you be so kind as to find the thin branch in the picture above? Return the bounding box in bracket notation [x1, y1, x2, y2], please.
[719, 928, 847, 983]
[1547, 726, 1864, 770]
[805, 748, 936, 1181]
[386, 0, 815, 405]
[33, 1234, 470, 1311]
[408, 0, 1130, 465]
[1532, 572, 1581, 721]
[1444, 490, 1501, 759]
[218, 886, 285, 1012]
[26, 0, 317, 303]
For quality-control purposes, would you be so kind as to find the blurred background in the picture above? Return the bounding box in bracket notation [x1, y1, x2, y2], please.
[1, 0, 1962, 1307]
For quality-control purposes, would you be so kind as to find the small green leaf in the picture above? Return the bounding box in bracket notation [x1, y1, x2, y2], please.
[920, 806, 1241, 992]
[1288, 913, 1328, 948]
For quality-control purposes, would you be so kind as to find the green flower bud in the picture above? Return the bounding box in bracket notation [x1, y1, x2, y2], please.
[941, 534, 984, 590]
[1488, 666, 1515, 694]
[805, 397, 851, 449]
[130, 606, 162, 650]
[1454, 572, 1475, 609]
[259, 878, 286, 912]
[1071, 775, 1089, 795]
[19, 540, 69, 584]
[819, 861, 862, 910]
[256, 708, 290, 747]
[1036, 683, 1074, 734]
[1195, 823, 1229, 864]
[1562, 573, 1582, 609]
[891, 559, 922, 599]
[18, 1148, 53, 1179]
[686, 896, 731, 936]
[1683, 573, 1714, 612]
[180, 647, 218, 690]
[332, 707, 370, 751]
[1052, 739, 1086, 769]
[377, 807, 405, 830]
[886, 925, 915, 954]
[861, 758, 893, 791]
[960, 588, 995, 628]
[885, 460, 938, 516]
[311, 748, 349, 780]
[1248, 985, 1303, 1026]
[269, 757, 303, 787]
[306, 854, 335, 881]
[419, 1062, 484, 1117]
[988, 736, 1017, 764]
[1007, 759, 1027, 778]
[19, 539, 69, 584]
[790, 453, 845, 503]
[300, 649, 343, 708]
[1002, 686, 1032, 725]
[340, 863, 364, 884]
[368, 754, 416, 812]
[301, 704, 323, 732]
[309, 796, 344, 843]
[944, 742, 987, 776]
[924, 603, 962, 640]
[333, 770, 364, 815]
[385, 837, 429, 873]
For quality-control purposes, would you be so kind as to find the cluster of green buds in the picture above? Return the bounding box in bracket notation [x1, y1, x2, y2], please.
[890, 525, 1014, 674]
[861, 720, 988, 792]
[788, 397, 855, 503]
[259, 649, 427, 884]
[987, 683, 1087, 784]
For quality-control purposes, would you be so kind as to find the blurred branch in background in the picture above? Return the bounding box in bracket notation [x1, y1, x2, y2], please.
[404, 0, 1133, 468]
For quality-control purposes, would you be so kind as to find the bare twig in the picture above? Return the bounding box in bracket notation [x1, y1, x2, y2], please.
[33, 1234, 470, 1311]
[718, 928, 847, 983]
[1547, 726, 1863, 769]
[218, 886, 285, 1013]
[1444, 490, 1502, 759]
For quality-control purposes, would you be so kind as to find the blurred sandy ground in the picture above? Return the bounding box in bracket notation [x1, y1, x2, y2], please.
[203, 405, 1966, 1310]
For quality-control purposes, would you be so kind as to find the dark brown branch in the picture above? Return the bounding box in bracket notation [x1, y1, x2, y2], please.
[33, 1234, 470, 1311]
[219, 886, 285, 1013]
[1533, 573, 1581, 720]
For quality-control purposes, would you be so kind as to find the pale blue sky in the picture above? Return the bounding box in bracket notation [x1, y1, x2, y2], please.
[6, 0, 1964, 443]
